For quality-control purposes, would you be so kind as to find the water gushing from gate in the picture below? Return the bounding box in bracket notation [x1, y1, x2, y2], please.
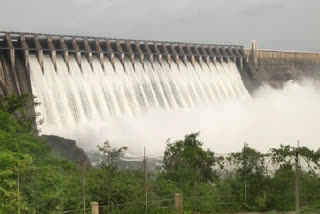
[29, 54, 249, 153]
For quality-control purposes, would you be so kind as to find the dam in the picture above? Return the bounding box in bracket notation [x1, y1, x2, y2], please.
[0, 31, 320, 154]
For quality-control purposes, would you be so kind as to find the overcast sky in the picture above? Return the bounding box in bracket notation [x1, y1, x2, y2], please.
[1, 0, 319, 51]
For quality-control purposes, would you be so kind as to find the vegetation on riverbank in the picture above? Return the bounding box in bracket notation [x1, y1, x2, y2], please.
[1, 95, 320, 213]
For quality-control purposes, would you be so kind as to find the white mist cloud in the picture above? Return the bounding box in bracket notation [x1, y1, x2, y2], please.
[42, 80, 320, 157]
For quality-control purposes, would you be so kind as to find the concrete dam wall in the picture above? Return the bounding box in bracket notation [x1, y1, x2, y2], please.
[243, 41, 320, 88]
[1, 32, 319, 99]
[0, 32, 248, 97]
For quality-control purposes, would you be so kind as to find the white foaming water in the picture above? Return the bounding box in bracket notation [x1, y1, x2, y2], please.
[29, 53, 297, 156]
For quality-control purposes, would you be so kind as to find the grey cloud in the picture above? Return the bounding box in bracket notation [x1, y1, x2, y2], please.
[239, 1, 284, 16]
[0, 0, 319, 51]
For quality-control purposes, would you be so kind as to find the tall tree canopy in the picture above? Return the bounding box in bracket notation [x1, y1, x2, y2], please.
[162, 132, 220, 187]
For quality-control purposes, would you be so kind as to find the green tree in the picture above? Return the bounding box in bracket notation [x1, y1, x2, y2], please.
[226, 145, 268, 211]
[97, 140, 128, 170]
[0, 152, 32, 213]
[266, 165, 295, 211]
[0, 95, 81, 213]
[268, 145, 320, 211]
[0, 95, 39, 133]
[0, 95, 44, 213]
[88, 141, 129, 205]
[162, 132, 221, 189]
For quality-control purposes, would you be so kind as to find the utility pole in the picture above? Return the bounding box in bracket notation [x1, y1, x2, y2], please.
[107, 194, 110, 214]
[144, 147, 148, 214]
[80, 161, 86, 214]
[18, 171, 21, 214]
[244, 143, 247, 208]
[295, 140, 300, 214]
[33, 197, 36, 214]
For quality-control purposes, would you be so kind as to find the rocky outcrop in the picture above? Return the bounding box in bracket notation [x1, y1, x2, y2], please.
[42, 135, 90, 165]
